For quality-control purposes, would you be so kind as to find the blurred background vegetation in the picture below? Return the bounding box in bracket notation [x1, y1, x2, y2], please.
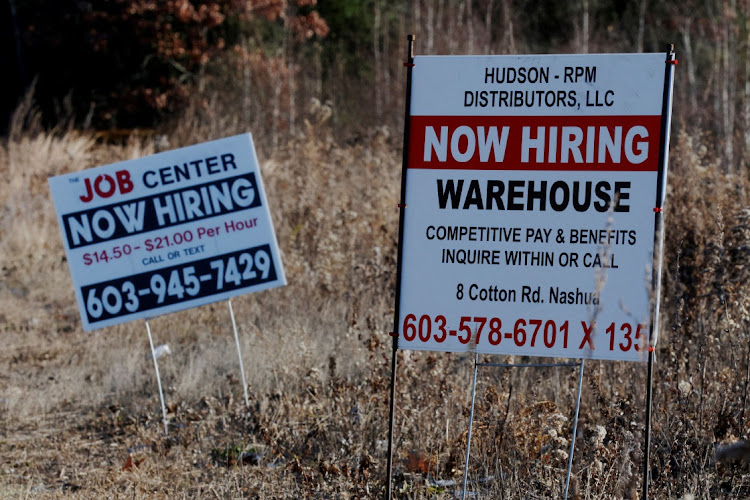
[2, 0, 748, 172]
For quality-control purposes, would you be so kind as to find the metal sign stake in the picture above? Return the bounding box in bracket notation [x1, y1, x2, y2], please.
[460, 358, 584, 499]
[228, 299, 251, 409]
[145, 320, 169, 436]
[564, 359, 585, 499]
[643, 43, 676, 500]
[461, 352, 480, 500]
[386, 33, 416, 500]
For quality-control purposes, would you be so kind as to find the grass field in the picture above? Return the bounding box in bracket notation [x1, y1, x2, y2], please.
[2, 101, 750, 498]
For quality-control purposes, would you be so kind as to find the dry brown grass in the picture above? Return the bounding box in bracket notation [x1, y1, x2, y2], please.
[2, 97, 750, 498]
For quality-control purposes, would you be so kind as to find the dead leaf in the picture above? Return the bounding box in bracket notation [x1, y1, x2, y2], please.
[122, 455, 146, 471]
[404, 450, 433, 474]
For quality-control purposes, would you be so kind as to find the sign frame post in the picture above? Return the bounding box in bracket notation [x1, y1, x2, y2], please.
[145, 319, 169, 436]
[563, 358, 585, 499]
[228, 299, 251, 409]
[460, 357, 584, 500]
[386, 33, 416, 500]
[642, 43, 677, 500]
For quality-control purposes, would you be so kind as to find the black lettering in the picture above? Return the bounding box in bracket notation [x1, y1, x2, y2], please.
[205, 156, 220, 174]
[572, 181, 592, 211]
[486, 180, 505, 209]
[463, 180, 484, 209]
[594, 181, 612, 212]
[485, 67, 495, 84]
[549, 181, 569, 211]
[143, 171, 158, 188]
[614, 181, 630, 212]
[174, 163, 190, 182]
[507, 180, 525, 210]
[159, 166, 175, 185]
[221, 153, 237, 170]
[526, 180, 547, 211]
[437, 179, 464, 209]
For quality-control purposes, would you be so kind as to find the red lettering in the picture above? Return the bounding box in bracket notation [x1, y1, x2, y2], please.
[94, 174, 117, 198]
[79, 170, 134, 203]
[79, 177, 94, 202]
[116, 170, 134, 195]
[579, 321, 594, 350]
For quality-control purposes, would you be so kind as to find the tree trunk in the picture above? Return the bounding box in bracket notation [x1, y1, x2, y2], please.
[680, 18, 698, 111]
[448, 0, 460, 53]
[373, 0, 383, 120]
[721, 7, 734, 173]
[484, 0, 494, 54]
[636, 0, 647, 52]
[466, 0, 474, 54]
[582, 0, 589, 53]
[242, 39, 252, 130]
[501, 0, 514, 54]
[745, 0, 750, 171]
[426, 0, 435, 53]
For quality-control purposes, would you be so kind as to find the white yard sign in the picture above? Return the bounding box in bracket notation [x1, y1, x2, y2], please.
[49, 134, 286, 331]
[398, 54, 671, 361]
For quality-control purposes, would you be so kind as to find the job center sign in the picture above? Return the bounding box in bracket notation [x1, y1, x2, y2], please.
[397, 54, 672, 362]
[49, 134, 286, 331]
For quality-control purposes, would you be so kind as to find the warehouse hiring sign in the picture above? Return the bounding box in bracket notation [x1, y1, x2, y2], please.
[398, 54, 671, 362]
[49, 134, 286, 331]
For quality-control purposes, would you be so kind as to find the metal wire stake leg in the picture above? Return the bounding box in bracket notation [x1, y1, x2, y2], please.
[644, 44, 676, 499]
[564, 359, 585, 499]
[386, 34, 416, 499]
[462, 352, 480, 500]
[146, 320, 169, 436]
[228, 299, 250, 409]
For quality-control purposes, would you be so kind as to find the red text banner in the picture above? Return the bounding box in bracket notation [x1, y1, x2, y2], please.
[409, 115, 662, 171]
